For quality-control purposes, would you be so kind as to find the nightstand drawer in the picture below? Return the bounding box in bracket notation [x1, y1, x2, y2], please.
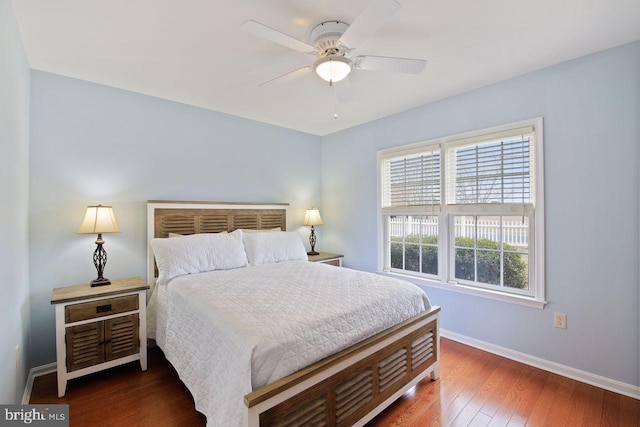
[65, 294, 139, 323]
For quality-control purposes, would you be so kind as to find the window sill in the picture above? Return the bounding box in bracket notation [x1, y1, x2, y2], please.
[379, 271, 547, 309]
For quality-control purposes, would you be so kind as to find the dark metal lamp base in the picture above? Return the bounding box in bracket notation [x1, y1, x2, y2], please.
[90, 234, 111, 287]
[308, 227, 319, 257]
[91, 278, 111, 287]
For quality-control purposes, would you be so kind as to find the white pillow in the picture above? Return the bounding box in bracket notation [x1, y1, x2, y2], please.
[242, 231, 307, 266]
[151, 229, 247, 286]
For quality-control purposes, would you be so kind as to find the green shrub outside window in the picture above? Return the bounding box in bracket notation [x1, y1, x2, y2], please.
[390, 235, 528, 289]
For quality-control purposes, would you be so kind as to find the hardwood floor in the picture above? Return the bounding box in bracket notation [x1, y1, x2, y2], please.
[30, 348, 206, 426]
[30, 338, 639, 426]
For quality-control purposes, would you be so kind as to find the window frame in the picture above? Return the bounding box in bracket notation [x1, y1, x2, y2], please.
[377, 118, 546, 309]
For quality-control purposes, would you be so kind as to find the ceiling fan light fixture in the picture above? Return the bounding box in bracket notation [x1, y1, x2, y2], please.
[314, 55, 352, 83]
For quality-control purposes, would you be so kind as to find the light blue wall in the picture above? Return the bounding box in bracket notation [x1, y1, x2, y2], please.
[0, 0, 31, 403]
[322, 41, 640, 387]
[29, 72, 322, 366]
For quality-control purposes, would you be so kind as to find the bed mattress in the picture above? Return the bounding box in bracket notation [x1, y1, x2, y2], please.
[150, 260, 430, 426]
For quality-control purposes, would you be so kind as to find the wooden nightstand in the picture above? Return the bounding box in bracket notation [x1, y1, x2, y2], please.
[308, 252, 344, 267]
[51, 277, 149, 397]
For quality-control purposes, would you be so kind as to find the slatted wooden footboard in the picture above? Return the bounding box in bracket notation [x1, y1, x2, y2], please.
[245, 306, 440, 427]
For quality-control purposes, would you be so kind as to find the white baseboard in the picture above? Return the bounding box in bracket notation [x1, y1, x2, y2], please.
[441, 329, 640, 401]
[22, 362, 57, 404]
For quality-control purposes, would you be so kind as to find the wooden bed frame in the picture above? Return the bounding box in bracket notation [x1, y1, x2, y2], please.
[146, 200, 440, 427]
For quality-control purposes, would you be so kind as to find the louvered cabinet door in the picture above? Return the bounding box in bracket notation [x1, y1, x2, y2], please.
[66, 322, 105, 372]
[105, 314, 139, 361]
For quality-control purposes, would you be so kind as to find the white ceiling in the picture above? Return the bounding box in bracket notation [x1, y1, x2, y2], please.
[12, 0, 640, 136]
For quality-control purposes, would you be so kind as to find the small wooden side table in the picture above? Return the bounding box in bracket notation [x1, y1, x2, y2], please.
[51, 277, 149, 397]
[308, 252, 344, 267]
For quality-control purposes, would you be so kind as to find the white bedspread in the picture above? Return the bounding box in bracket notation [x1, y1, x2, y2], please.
[151, 261, 430, 426]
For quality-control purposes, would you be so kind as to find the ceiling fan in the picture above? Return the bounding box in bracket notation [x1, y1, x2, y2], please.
[241, 0, 427, 87]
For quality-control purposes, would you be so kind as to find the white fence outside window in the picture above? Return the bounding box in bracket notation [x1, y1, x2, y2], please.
[389, 216, 528, 248]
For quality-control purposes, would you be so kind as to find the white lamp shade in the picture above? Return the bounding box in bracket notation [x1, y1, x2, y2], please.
[302, 208, 323, 226]
[78, 205, 121, 234]
[314, 56, 352, 83]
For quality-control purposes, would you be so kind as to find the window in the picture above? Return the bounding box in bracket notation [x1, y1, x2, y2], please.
[378, 119, 545, 307]
[389, 215, 439, 275]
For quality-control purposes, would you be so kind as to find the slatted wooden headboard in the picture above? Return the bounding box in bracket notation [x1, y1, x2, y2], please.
[146, 201, 289, 283]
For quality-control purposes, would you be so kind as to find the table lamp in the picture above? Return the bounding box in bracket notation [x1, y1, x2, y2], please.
[302, 208, 323, 256]
[78, 205, 121, 286]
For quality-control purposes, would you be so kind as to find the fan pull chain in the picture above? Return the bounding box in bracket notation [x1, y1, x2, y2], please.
[333, 81, 338, 119]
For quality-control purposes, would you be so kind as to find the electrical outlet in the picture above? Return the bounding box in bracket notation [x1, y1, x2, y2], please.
[554, 313, 567, 329]
[15, 345, 19, 369]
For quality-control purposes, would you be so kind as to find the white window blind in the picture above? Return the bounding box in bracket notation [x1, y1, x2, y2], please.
[445, 126, 535, 208]
[381, 148, 441, 214]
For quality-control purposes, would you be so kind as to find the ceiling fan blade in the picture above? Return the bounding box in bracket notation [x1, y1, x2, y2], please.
[338, 0, 401, 49]
[354, 55, 427, 74]
[259, 66, 313, 86]
[241, 20, 317, 54]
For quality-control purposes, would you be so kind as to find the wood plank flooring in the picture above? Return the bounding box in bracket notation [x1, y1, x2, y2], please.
[30, 338, 639, 426]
